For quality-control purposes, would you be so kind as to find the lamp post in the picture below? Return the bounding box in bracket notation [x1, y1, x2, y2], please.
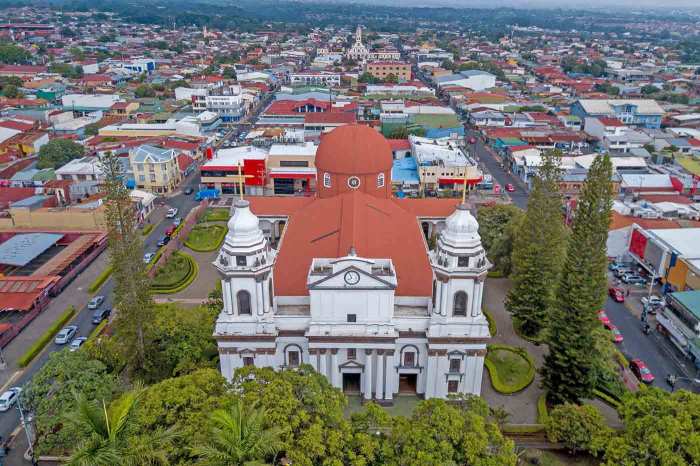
[16, 393, 37, 466]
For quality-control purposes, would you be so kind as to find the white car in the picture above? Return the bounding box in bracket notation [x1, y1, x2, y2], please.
[143, 252, 155, 264]
[166, 208, 178, 218]
[54, 325, 78, 345]
[642, 295, 664, 308]
[69, 337, 88, 352]
[88, 295, 105, 310]
[0, 387, 21, 412]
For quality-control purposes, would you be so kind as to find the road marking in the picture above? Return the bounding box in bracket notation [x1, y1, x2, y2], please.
[0, 370, 22, 393]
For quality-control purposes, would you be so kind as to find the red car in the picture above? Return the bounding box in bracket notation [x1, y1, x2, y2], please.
[505, 183, 515, 192]
[604, 323, 624, 343]
[164, 225, 176, 237]
[597, 310, 610, 326]
[608, 287, 625, 303]
[630, 359, 655, 384]
[468, 137, 477, 144]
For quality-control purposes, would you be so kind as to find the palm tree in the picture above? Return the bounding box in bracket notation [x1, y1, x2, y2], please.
[193, 399, 283, 466]
[65, 390, 176, 466]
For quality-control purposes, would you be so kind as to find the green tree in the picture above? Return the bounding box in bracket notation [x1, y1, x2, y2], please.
[545, 404, 610, 455]
[37, 139, 85, 169]
[134, 84, 156, 98]
[100, 151, 154, 374]
[193, 399, 283, 466]
[506, 151, 566, 338]
[477, 204, 524, 276]
[0, 43, 31, 64]
[66, 389, 176, 466]
[22, 351, 120, 455]
[2, 83, 22, 98]
[641, 84, 659, 95]
[542, 154, 613, 404]
[603, 389, 700, 465]
[358, 72, 378, 84]
[141, 304, 218, 383]
[223, 66, 237, 80]
[384, 73, 398, 83]
[84, 123, 100, 136]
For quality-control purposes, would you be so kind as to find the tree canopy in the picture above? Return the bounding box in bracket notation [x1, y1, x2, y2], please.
[477, 204, 524, 276]
[0, 43, 32, 64]
[37, 139, 86, 169]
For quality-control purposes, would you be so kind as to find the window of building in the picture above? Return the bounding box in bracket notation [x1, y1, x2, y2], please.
[288, 350, 300, 367]
[347, 348, 356, 360]
[236, 256, 246, 266]
[280, 160, 309, 167]
[150, 174, 156, 182]
[403, 351, 415, 367]
[323, 172, 331, 188]
[458, 256, 468, 267]
[448, 380, 459, 393]
[237, 290, 251, 315]
[347, 314, 357, 323]
[453, 291, 467, 317]
[243, 356, 254, 367]
[377, 172, 385, 188]
[449, 358, 461, 373]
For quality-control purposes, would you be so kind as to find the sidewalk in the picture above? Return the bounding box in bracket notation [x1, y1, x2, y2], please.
[0, 251, 109, 389]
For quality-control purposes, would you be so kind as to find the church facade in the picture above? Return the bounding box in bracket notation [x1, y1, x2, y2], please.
[214, 125, 491, 402]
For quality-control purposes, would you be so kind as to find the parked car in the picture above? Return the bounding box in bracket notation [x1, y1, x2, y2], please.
[0, 387, 21, 412]
[165, 226, 176, 237]
[92, 308, 111, 325]
[597, 310, 611, 326]
[608, 262, 629, 272]
[505, 183, 515, 192]
[608, 287, 625, 303]
[54, 325, 78, 345]
[157, 236, 171, 247]
[642, 295, 664, 308]
[166, 208, 178, 218]
[184, 187, 194, 195]
[630, 359, 655, 384]
[87, 295, 104, 310]
[69, 337, 88, 352]
[622, 274, 646, 285]
[143, 252, 155, 264]
[614, 267, 633, 278]
[604, 323, 624, 343]
[173, 217, 182, 227]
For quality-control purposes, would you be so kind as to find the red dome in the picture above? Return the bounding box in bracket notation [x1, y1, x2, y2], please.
[315, 124, 393, 175]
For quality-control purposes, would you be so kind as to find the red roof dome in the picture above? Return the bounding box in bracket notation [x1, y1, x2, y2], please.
[315, 124, 393, 175]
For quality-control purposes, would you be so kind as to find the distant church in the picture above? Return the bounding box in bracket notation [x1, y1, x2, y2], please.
[214, 125, 491, 402]
[346, 25, 369, 62]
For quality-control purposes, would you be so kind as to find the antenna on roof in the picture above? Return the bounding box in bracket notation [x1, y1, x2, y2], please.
[237, 159, 244, 201]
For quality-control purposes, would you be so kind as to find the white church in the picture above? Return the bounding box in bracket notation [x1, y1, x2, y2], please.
[214, 124, 491, 402]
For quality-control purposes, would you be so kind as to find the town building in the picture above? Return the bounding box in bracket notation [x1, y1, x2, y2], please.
[364, 62, 411, 82]
[214, 125, 490, 401]
[572, 99, 664, 129]
[129, 145, 182, 194]
[346, 25, 369, 62]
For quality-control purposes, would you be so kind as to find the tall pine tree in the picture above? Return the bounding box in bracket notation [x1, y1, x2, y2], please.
[542, 154, 613, 404]
[505, 151, 566, 338]
[100, 151, 154, 374]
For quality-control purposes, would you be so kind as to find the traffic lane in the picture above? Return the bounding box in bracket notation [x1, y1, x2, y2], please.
[0, 283, 115, 441]
[605, 297, 694, 392]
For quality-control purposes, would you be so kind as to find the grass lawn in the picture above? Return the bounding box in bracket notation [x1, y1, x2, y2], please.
[485, 346, 535, 393]
[677, 155, 700, 177]
[152, 252, 193, 289]
[185, 224, 226, 252]
[201, 208, 230, 223]
[412, 113, 461, 129]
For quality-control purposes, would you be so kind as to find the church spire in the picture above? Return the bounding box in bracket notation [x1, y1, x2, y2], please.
[355, 25, 362, 45]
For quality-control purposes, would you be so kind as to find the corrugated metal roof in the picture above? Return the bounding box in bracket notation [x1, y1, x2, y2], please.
[0, 233, 63, 267]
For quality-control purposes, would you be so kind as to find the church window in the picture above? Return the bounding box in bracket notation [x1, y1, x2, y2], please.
[449, 358, 461, 373]
[377, 172, 385, 188]
[347, 348, 356, 360]
[288, 350, 300, 367]
[269, 280, 274, 307]
[458, 256, 468, 267]
[323, 172, 331, 188]
[243, 356, 254, 367]
[347, 314, 357, 323]
[237, 290, 251, 315]
[403, 351, 416, 367]
[453, 291, 467, 317]
[236, 255, 246, 266]
[448, 380, 459, 393]
[431, 280, 437, 308]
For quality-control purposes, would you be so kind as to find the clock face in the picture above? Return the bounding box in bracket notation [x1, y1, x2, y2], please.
[347, 176, 361, 189]
[344, 270, 360, 285]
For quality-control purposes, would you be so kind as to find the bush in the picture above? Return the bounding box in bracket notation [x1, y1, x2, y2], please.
[88, 265, 113, 294]
[142, 224, 154, 236]
[512, 317, 545, 344]
[502, 423, 545, 434]
[537, 392, 550, 424]
[89, 318, 109, 340]
[545, 403, 610, 455]
[593, 388, 622, 409]
[483, 306, 497, 336]
[18, 306, 76, 367]
[184, 224, 226, 252]
[484, 344, 536, 394]
[487, 270, 504, 278]
[151, 252, 198, 294]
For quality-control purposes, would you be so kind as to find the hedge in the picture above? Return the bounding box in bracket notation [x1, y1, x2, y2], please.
[150, 252, 198, 294]
[484, 344, 536, 394]
[18, 306, 76, 367]
[487, 270, 504, 278]
[87, 265, 113, 294]
[593, 388, 622, 409]
[141, 224, 154, 236]
[483, 307, 497, 336]
[512, 317, 545, 345]
[89, 318, 109, 340]
[537, 392, 550, 424]
[502, 423, 545, 434]
[184, 224, 226, 252]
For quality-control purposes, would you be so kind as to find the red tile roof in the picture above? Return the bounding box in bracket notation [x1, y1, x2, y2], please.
[304, 112, 356, 124]
[388, 139, 411, 151]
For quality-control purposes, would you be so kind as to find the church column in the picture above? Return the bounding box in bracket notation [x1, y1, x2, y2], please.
[384, 350, 394, 402]
[440, 281, 449, 316]
[330, 349, 341, 389]
[256, 279, 264, 316]
[364, 349, 373, 400]
[222, 279, 233, 314]
[425, 350, 437, 398]
[310, 349, 319, 372]
[319, 349, 328, 378]
[375, 350, 385, 401]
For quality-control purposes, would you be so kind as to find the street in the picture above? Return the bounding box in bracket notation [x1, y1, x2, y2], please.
[0, 172, 202, 456]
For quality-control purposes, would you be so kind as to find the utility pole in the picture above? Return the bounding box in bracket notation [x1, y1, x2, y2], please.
[16, 394, 37, 466]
